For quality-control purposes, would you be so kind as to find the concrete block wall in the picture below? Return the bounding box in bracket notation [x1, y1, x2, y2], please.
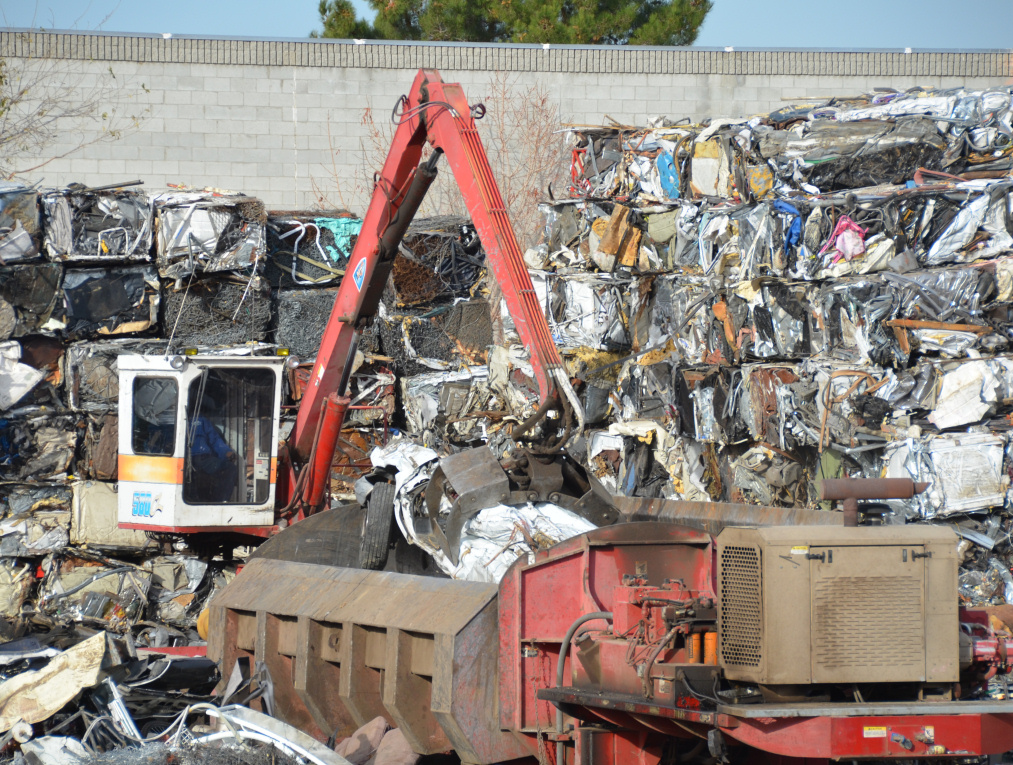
[3, 31, 1011, 219]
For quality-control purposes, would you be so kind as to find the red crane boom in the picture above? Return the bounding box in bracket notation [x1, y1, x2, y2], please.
[282, 69, 580, 513]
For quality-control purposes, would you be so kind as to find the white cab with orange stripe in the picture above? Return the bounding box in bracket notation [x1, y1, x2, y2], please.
[117, 354, 286, 533]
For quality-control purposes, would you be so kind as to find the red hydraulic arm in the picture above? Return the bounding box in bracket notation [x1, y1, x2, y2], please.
[283, 69, 580, 511]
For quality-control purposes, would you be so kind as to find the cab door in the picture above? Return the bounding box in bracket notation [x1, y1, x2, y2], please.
[118, 359, 184, 530]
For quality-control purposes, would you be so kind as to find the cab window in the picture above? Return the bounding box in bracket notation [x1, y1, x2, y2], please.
[183, 367, 275, 505]
[132, 377, 178, 456]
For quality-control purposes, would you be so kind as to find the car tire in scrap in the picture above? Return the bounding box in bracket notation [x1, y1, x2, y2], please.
[359, 481, 397, 570]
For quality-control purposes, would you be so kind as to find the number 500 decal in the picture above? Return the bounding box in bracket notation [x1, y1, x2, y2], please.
[131, 492, 155, 517]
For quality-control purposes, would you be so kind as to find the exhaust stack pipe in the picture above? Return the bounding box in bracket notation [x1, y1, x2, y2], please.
[819, 478, 929, 527]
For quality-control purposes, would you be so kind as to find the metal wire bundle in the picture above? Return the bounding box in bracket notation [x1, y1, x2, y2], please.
[273, 289, 338, 358]
[162, 278, 270, 350]
[394, 216, 485, 305]
[265, 214, 355, 288]
[376, 314, 456, 376]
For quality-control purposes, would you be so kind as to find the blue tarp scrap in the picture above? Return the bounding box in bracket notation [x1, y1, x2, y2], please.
[314, 217, 363, 264]
[772, 201, 801, 255]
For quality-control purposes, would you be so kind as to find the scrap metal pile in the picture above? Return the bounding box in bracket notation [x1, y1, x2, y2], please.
[0, 180, 461, 758]
[0, 184, 283, 667]
[363, 86, 1013, 605]
[524, 85, 1013, 606]
[5, 83, 1013, 752]
[0, 626, 404, 763]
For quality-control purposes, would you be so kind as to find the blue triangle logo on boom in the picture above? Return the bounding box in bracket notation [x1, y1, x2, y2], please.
[352, 258, 367, 291]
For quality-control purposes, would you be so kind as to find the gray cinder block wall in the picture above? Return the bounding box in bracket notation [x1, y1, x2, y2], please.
[2, 31, 1011, 213]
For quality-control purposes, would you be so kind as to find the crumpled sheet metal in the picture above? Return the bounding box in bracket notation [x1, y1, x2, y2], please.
[427, 501, 597, 583]
[0, 486, 71, 556]
[0, 416, 77, 481]
[41, 187, 152, 263]
[62, 266, 160, 339]
[644, 277, 716, 364]
[884, 433, 1008, 518]
[0, 182, 40, 264]
[152, 190, 266, 279]
[0, 631, 105, 732]
[80, 413, 118, 480]
[40, 557, 152, 629]
[400, 366, 491, 439]
[540, 271, 633, 351]
[66, 338, 165, 412]
[373, 439, 597, 583]
[71, 480, 150, 551]
[0, 263, 62, 337]
[0, 340, 46, 411]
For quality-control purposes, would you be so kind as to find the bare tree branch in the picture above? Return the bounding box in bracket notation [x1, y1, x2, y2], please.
[0, 30, 148, 180]
[312, 72, 566, 248]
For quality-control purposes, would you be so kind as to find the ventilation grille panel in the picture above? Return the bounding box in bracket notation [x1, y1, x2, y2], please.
[719, 545, 762, 667]
[813, 575, 924, 676]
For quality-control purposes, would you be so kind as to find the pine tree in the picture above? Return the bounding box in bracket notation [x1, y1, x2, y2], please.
[314, 0, 711, 45]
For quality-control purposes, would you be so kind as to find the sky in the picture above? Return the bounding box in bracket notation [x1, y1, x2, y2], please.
[3, 0, 1013, 49]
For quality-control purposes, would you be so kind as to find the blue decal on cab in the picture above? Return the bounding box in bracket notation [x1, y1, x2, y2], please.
[131, 492, 154, 517]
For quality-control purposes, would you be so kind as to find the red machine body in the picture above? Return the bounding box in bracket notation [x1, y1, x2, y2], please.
[499, 523, 1013, 764]
[211, 521, 1013, 764]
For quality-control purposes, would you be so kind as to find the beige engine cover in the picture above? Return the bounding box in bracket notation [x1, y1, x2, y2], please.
[717, 525, 958, 686]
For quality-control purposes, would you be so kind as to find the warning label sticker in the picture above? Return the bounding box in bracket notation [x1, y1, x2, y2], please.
[863, 727, 888, 739]
[790, 545, 809, 555]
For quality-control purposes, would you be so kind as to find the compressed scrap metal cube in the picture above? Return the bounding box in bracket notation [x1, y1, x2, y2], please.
[42, 186, 152, 263]
[0, 483, 72, 557]
[161, 276, 270, 349]
[66, 338, 166, 412]
[0, 183, 40, 264]
[0, 415, 78, 482]
[0, 263, 63, 338]
[61, 266, 160, 340]
[152, 189, 266, 280]
[265, 210, 360, 287]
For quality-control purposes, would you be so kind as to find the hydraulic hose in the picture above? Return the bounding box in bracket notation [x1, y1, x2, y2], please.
[641, 627, 679, 698]
[555, 611, 613, 765]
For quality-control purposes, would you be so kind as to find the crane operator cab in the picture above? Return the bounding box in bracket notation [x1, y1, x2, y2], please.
[117, 354, 285, 534]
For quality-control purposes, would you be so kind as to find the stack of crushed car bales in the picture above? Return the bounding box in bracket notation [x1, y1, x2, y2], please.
[0, 185, 385, 653]
[0, 184, 499, 657]
[0, 183, 284, 656]
[0, 180, 474, 757]
[523, 85, 1013, 606]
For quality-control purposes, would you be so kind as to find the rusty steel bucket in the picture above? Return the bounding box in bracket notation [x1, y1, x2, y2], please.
[206, 560, 530, 764]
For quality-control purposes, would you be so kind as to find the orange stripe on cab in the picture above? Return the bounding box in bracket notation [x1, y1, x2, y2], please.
[119, 455, 183, 484]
